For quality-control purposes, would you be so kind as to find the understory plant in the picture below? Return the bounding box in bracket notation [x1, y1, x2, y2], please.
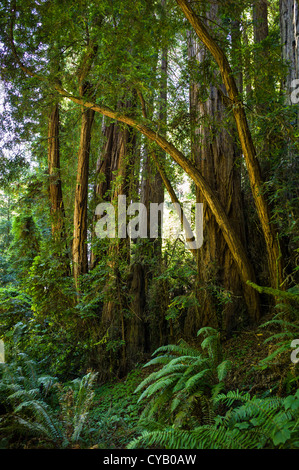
[133, 327, 231, 428]
[128, 389, 299, 449]
[128, 323, 299, 450]
[0, 353, 97, 448]
[248, 282, 299, 392]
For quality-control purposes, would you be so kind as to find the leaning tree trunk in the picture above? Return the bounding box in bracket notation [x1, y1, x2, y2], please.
[187, 8, 247, 335]
[176, 0, 283, 293]
[11, 38, 263, 319]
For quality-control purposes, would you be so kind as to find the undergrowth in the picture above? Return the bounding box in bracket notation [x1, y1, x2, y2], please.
[0, 294, 298, 449]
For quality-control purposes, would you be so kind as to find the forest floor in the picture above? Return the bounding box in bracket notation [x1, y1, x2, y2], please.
[223, 322, 290, 396]
[1, 311, 296, 450]
[87, 313, 297, 449]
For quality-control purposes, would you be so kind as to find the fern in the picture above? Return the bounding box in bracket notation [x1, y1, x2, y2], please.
[249, 283, 299, 371]
[127, 425, 261, 449]
[14, 399, 64, 443]
[128, 390, 299, 449]
[134, 327, 231, 427]
[63, 370, 98, 443]
[215, 390, 299, 448]
[130, 321, 298, 450]
[0, 353, 97, 447]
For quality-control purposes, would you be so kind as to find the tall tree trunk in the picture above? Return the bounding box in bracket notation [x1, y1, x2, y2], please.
[253, 0, 272, 112]
[253, 0, 269, 42]
[279, 0, 299, 273]
[47, 103, 66, 243]
[280, 0, 299, 111]
[93, 102, 137, 379]
[136, 39, 168, 355]
[73, 83, 95, 289]
[187, 6, 247, 335]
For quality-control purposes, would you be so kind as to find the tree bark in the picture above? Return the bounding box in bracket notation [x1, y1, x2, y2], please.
[187, 5, 249, 334]
[176, 0, 283, 291]
[280, 0, 299, 110]
[47, 103, 67, 243]
[253, 0, 269, 43]
[72, 83, 95, 289]
[94, 103, 137, 380]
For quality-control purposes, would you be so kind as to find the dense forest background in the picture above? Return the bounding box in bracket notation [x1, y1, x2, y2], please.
[0, 0, 298, 450]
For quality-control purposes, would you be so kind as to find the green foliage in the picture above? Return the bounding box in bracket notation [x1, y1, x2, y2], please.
[20, 252, 90, 377]
[129, 324, 298, 450]
[27, 253, 75, 322]
[248, 283, 299, 390]
[128, 389, 299, 450]
[151, 253, 198, 334]
[8, 214, 40, 281]
[0, 258, 88, 378]
[134, 327, 231, 428]
[213, 390, 299, 448]
[165, 293, 200, 322]
[0, 288, 32, 342]
[0, 353, 98, 448]
[87, 368, 145, 448]
[57, 370, 98, 446]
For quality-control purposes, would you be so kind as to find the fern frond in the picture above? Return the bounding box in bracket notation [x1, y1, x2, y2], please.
[185, 369, 211, 392]
[153, 343, 201, 358]
[260, 319, 299, 331]
[216, 360, 232, 381]
[197, 327, 218, 338]
[215, 390, 251, 407]
[14, 400, 63, 442]
[142, 354, 176, 368]
[138, 374, 181, 403]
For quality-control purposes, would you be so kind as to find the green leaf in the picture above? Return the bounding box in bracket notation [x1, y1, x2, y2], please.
[284, 395, 299, 411]
[234, 422, 250, 430]
[272, 428, 292, 446]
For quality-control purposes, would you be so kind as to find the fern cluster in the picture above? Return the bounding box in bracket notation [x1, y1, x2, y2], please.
[128, 390, 299, 449]
[259, 298, 299, 366]
[128, 324, 299, 450]
[0, 353, 97, 448]
[134, 327, 231, 427]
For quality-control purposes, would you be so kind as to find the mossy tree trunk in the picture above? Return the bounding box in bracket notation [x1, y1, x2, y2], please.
[93, 102, 138, 379]
[47, 103, 66, 243]
[72, 83, 95, 290]
[187, 5, 247, 335]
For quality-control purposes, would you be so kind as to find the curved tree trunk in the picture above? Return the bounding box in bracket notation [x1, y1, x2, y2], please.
[176, 0, 283, 291]
[55, 90, 260, 318]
